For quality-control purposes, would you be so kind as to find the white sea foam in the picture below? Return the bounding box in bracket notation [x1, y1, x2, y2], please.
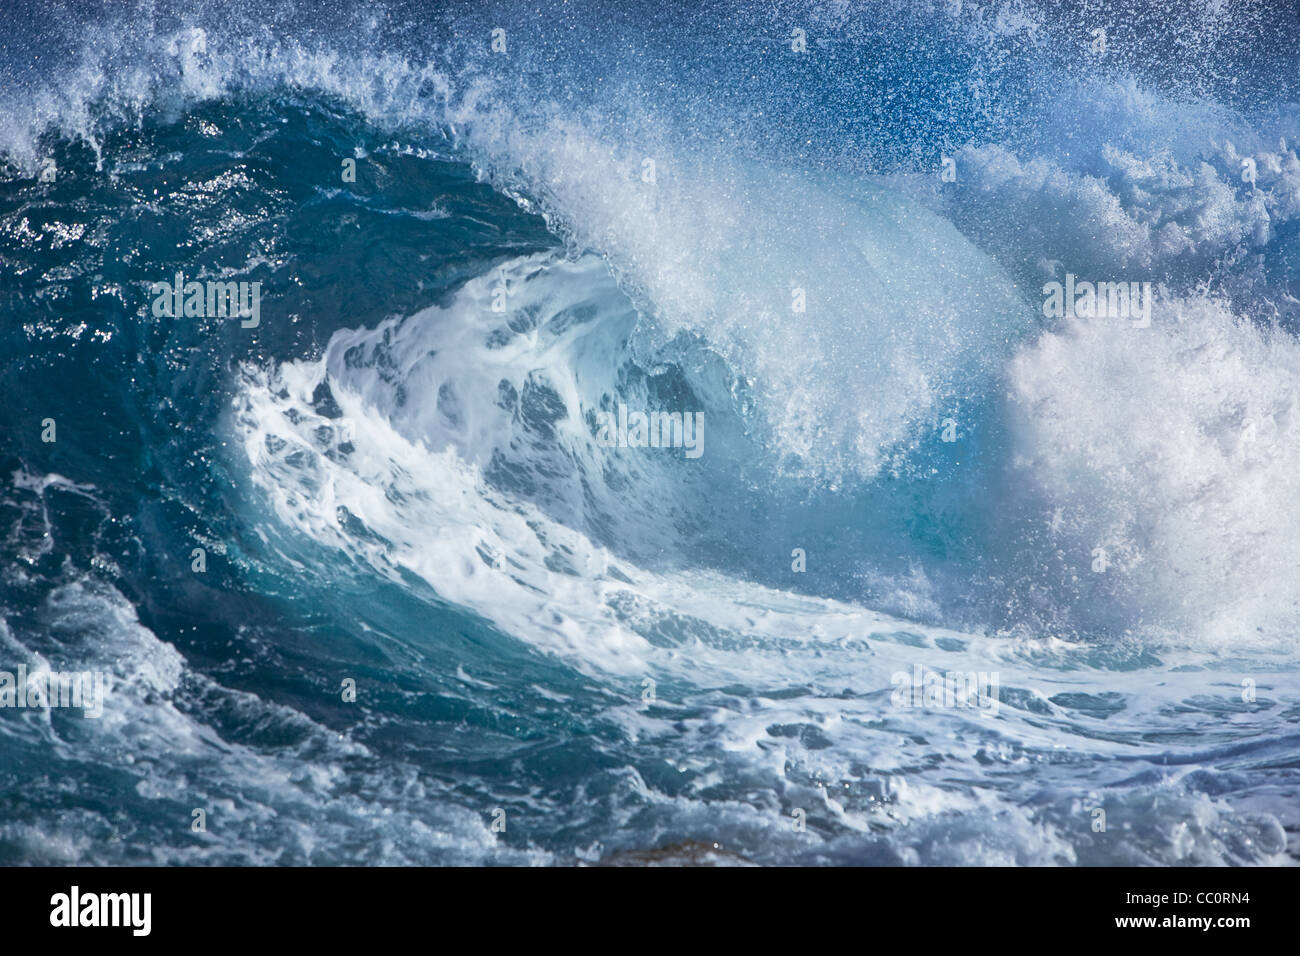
[229, 252, 1295, 864]
[1007, 293, 1300, 651]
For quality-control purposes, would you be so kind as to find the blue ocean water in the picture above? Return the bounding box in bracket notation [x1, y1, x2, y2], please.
[1, 0, 1298, 865]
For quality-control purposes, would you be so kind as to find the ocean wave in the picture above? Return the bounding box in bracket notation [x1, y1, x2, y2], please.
[2, 0, 1298, 865]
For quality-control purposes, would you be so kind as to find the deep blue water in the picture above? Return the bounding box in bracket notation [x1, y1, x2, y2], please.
[1, 0, 1298, 865]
